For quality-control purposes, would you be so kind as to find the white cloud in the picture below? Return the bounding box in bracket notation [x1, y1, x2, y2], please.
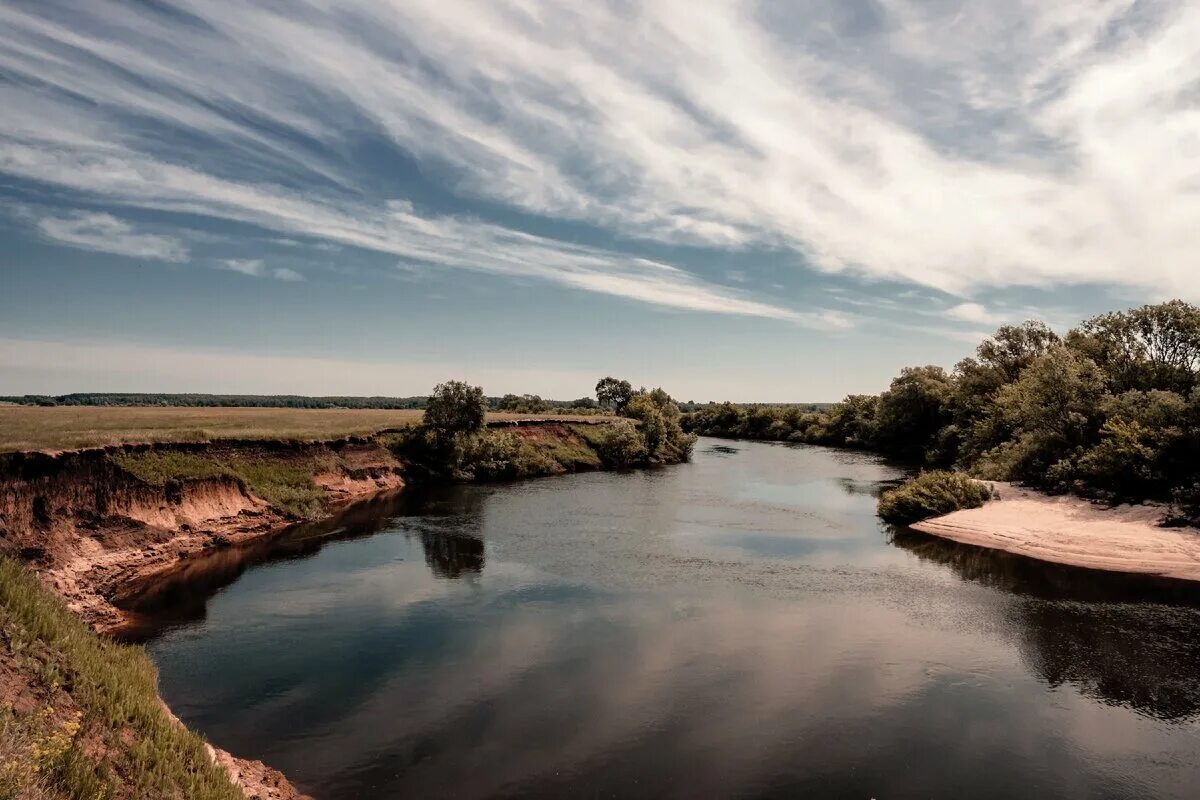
[221, 258, 265, 277]
[1, 0, 1198, 310]
[36, 212, 187, 262]
[945, 302, 1005, 325]
[272, 267, 306, 282]
[220, 259, 306, 282]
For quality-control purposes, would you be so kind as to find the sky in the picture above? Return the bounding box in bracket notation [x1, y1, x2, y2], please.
[1, 0, 1197, 402]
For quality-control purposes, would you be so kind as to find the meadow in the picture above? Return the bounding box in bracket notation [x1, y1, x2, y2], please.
[0, 407, 570, 453]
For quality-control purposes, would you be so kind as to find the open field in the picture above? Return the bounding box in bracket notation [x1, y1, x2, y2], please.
[0, 406, 590, 453]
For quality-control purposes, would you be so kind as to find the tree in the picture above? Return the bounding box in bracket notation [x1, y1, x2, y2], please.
[1067, 301, 1200, 393]
[974, 320, 1061, 384]
[623, 387, 695, 460]
[825, 394, 879, 447]
[978, 346, 1107, 487]
[873, 365, 955, 461]
[952, 320, 1061, 464]
[424, 381, 487, 436]
[595, 377, 633, 413]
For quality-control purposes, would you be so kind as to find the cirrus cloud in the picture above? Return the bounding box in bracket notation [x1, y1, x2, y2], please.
[0, 0, 1197, 318]
[36, 212, 188, 262]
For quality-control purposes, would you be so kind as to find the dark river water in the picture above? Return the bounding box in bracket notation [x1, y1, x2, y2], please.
[123, 438, 1200, 799]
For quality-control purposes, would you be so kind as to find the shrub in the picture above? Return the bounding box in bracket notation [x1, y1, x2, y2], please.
[451, 431, 559, 481]
[574, 421, 647, 468]
[877, 471, 992, 525]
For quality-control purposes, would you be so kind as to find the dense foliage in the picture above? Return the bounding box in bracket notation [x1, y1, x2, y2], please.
[423, 381, 488, 437]
[391, 379, 695, 481]
[595, 377, 634, 413]
[877, 472, 992, 525]
[683, 302, 1200, 522]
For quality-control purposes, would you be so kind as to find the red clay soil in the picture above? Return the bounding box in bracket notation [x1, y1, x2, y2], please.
[0, 439, 402, 632]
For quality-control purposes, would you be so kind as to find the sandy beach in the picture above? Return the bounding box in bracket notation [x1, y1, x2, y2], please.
[912, 483, 1200, 582]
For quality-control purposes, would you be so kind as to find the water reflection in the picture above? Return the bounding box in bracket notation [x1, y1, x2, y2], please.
[419, 532, 485, 578]
[133, 439, 1200, 799]
[116, 485, 489, 640]
[892, 528, 1200, 720]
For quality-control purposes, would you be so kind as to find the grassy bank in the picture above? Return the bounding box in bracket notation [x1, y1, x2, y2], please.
[0, 407, 597, 453]
[0, 558, 241, 799]
[110, 451, 331, 518]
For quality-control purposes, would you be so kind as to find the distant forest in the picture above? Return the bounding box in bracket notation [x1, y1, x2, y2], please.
[0, 393, 825, 414]
[683, 301, 1200, 524]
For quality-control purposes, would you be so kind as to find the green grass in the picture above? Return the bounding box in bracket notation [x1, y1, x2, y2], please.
[110, 451, 329, 518]
[878, 471, 993, 525]
[520, 430, 602, 471]
[108, 452, 233, 484]
[0, 558, 242, 800]
[229, 461, 328, 518]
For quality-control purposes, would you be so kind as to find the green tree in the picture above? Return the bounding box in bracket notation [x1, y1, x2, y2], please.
[1067, 301, 1200, 393]
[424, 380, 487, 436]
[953, 320, 1061, 464]
[978, 346, 1107, 487]
[595, 377, 634, 413]
[623, 387, 695, 460]
[873, 365, 956, 461]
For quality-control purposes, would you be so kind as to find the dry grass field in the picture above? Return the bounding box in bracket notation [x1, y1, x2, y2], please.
[0, 406, 583, 453]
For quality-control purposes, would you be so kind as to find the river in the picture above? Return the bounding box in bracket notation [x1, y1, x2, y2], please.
[121, 438, 1200, 799]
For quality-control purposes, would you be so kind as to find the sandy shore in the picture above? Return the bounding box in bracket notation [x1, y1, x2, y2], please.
[912, 483, 1200, 581]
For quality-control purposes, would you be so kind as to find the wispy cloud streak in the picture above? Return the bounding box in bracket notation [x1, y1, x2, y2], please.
[37, 212, 188, 262]
[1, 0, 1197, 309]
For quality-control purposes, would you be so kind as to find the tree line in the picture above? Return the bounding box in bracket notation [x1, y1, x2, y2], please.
[387, 377, 696, 481]
[0, 392, 605, 412]
[682, 301, 1200, 523]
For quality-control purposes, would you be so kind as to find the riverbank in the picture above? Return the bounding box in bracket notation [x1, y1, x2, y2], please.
[912, 482, 1200, 582]
[0, 415, 664, 799]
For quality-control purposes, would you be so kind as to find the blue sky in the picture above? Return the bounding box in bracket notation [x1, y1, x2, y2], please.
[1, 0, 1196, 401]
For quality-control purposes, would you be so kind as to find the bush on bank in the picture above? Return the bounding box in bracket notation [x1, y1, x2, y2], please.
[877, 471, 993, 525]
[389, 380, 696, 481]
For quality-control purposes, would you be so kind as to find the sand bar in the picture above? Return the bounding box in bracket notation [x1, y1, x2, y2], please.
[912, 483, 1200, 581]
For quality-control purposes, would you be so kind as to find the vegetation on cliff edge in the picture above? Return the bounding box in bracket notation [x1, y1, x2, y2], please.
[0, 558, 241, 800]
[110, 450, 329, 518]
[387, 379, 695, 481]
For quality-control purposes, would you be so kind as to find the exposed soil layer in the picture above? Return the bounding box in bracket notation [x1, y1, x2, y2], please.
[0, 439, 402, 799]
[0, 420, 624, 799]
[913, 482, 1200, 581]
[0, 439, 403, 633]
